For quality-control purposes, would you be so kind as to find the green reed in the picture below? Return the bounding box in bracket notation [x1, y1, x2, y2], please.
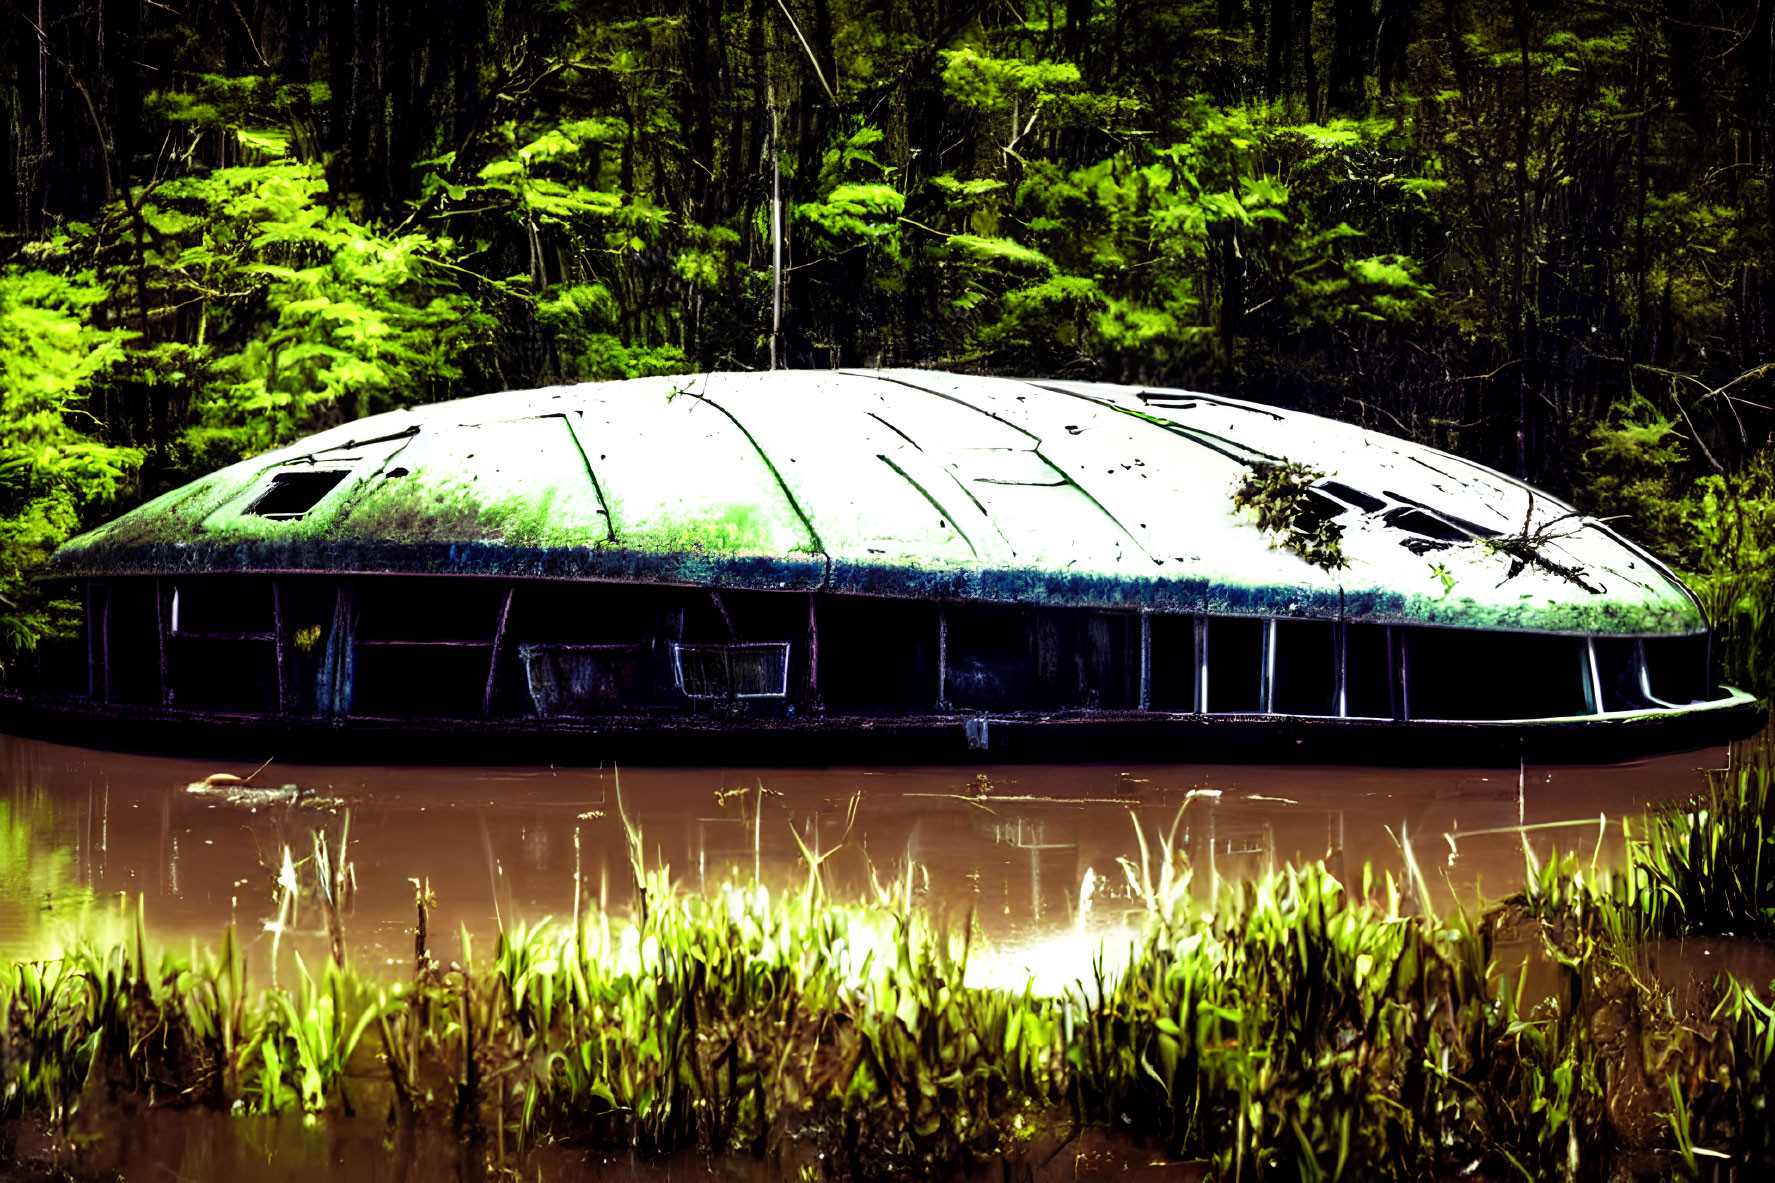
[6, 763, 1775, 1180]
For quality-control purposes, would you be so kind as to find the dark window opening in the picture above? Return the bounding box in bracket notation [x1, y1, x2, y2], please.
[1383, 507, 1470, 543]
[1643, 634, 1711, 705]
[104, 581, 161, 706]
[1080, 612, 1139, 709]
[507, 582, 684, 648]
[1206, 616, 1263, 713]
[357, 578, 507, 644]
[1405, 628, 1589, 720]
[351, 645, 489, 718]
[673, 642, 790, 698]
[245, 470, 350, 519]
[1381, 492, 1502, 539]
[85, 583, 110, 701]
[945, 603, 1032, 711]
[278, 578, 341, 715]
[1344, 624, 1395, 718]
[1272, 620, 1337, 716]
[943, 603, 1080, 711]
[1148, 614, 1199, 710]
[171, 578, 276, 637]
[1319, 481, 1386, 514]
[520, 644, 648, 715]
[1595, 637, 1657, 712]
[821, 596, 937, 715]
[168, 638, 278, 714]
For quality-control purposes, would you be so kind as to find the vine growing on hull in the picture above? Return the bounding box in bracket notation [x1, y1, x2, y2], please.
[1232, 460, 1348, 572]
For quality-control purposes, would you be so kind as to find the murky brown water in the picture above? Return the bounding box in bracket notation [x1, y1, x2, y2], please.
[0, 732, 1758, 1181]
[0, 731, 1735, 991]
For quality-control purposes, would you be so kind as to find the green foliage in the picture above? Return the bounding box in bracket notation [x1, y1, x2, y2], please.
[534, 283, 688, 382]
[0, 0, 1772, 654]
[1684, 452, 1775, 695]
[1232, 461, 1348, 570]
[0, 271, 142, 649]
[140, 161, 495, 459]
[1580, 395, 1691, 557]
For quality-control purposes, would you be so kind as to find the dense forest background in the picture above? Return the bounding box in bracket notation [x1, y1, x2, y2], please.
[3, 0, 1774, 682]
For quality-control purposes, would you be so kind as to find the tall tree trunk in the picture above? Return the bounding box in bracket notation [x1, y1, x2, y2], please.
[1327, 0, 1371, 112]
[1374, 0, 1411, 96]
[1511, 0, 1533, 478]
[1300, 0, 1321, 120]
[1265, 0, 1294, 101]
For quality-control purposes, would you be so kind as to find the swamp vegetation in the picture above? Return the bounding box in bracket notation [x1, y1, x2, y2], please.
[0, 751, 1774, 1180]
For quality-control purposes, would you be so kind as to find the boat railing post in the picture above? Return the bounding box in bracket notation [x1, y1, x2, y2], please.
[273, 578, 293, 715]
[483, 583, 516, 718]
[319, 579, 357, 718]
[806, 591, 822, 711]
[83, 581, 95, 701]
[154, 578, 170, 707]
[1334, 621, 1349, 718]
[1395, 627, 1411, 721]
[84, 581, 112, 703]
[1583, 637, 1603, 715]
[1260, 618, 1277, 714]
[936, 604, 949, 710]
[1137, 609, 1152, 711]
[1193, 616, 1209, 713]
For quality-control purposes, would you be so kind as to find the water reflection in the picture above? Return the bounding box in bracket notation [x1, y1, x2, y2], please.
[0, 733, 1732, 984]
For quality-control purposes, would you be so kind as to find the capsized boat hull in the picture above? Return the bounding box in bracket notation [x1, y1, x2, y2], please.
[0, 689, 1760, 768]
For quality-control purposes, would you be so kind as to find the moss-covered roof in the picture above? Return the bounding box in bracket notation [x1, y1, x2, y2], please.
[46, 370, 1705, 636]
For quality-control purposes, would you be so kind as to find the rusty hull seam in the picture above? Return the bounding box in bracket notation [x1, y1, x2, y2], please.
[676, 375, 833, 590]
[855, 372, 1155, 565]
[862, 410, 1016, 555]
[554, 411, 620, 544]
[874, 454, 982, 560]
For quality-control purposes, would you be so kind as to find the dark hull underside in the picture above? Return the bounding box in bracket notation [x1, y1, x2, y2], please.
[1, 692, 1761, 768]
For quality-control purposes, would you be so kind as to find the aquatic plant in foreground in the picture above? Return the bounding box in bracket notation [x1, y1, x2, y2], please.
[5, 766, 1775, 1180]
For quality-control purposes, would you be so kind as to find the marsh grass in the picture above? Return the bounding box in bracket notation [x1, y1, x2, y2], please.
[6, 762, 1775, 1180]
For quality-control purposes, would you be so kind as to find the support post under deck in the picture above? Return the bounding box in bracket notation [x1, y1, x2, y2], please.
[483, 584, 515, 718]
[805, 592, 821, 710]
[936, 605, 948, 709]
[273, 579, 294, 714]
[1137, 610, 1152, 711]
[155, 578, 170, 706]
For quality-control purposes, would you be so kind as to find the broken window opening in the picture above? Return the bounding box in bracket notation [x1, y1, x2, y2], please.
[1318, 481, 1386, 514]
[673, 642, 792, 699]
[1641, 634, 1712, 706]
[168, 581, 278, 639]
[1342, 623, 1396, 719]
[1272, 619, 1339, 716]
[85, 582, 110, 702]
[1383, 507, 1470, 544]
[1145, 614, 1198, 711]
[1205, 617, 1264, 713]
[96, 581, 161, 706]
[520, 644, 648, 716]
[351, 644, 489, 718]
[167, 636, 280, 714]
[244, 469, 350, 519]
[1402, 627, 1590, 721]
[1381, 491, 1503, 539]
